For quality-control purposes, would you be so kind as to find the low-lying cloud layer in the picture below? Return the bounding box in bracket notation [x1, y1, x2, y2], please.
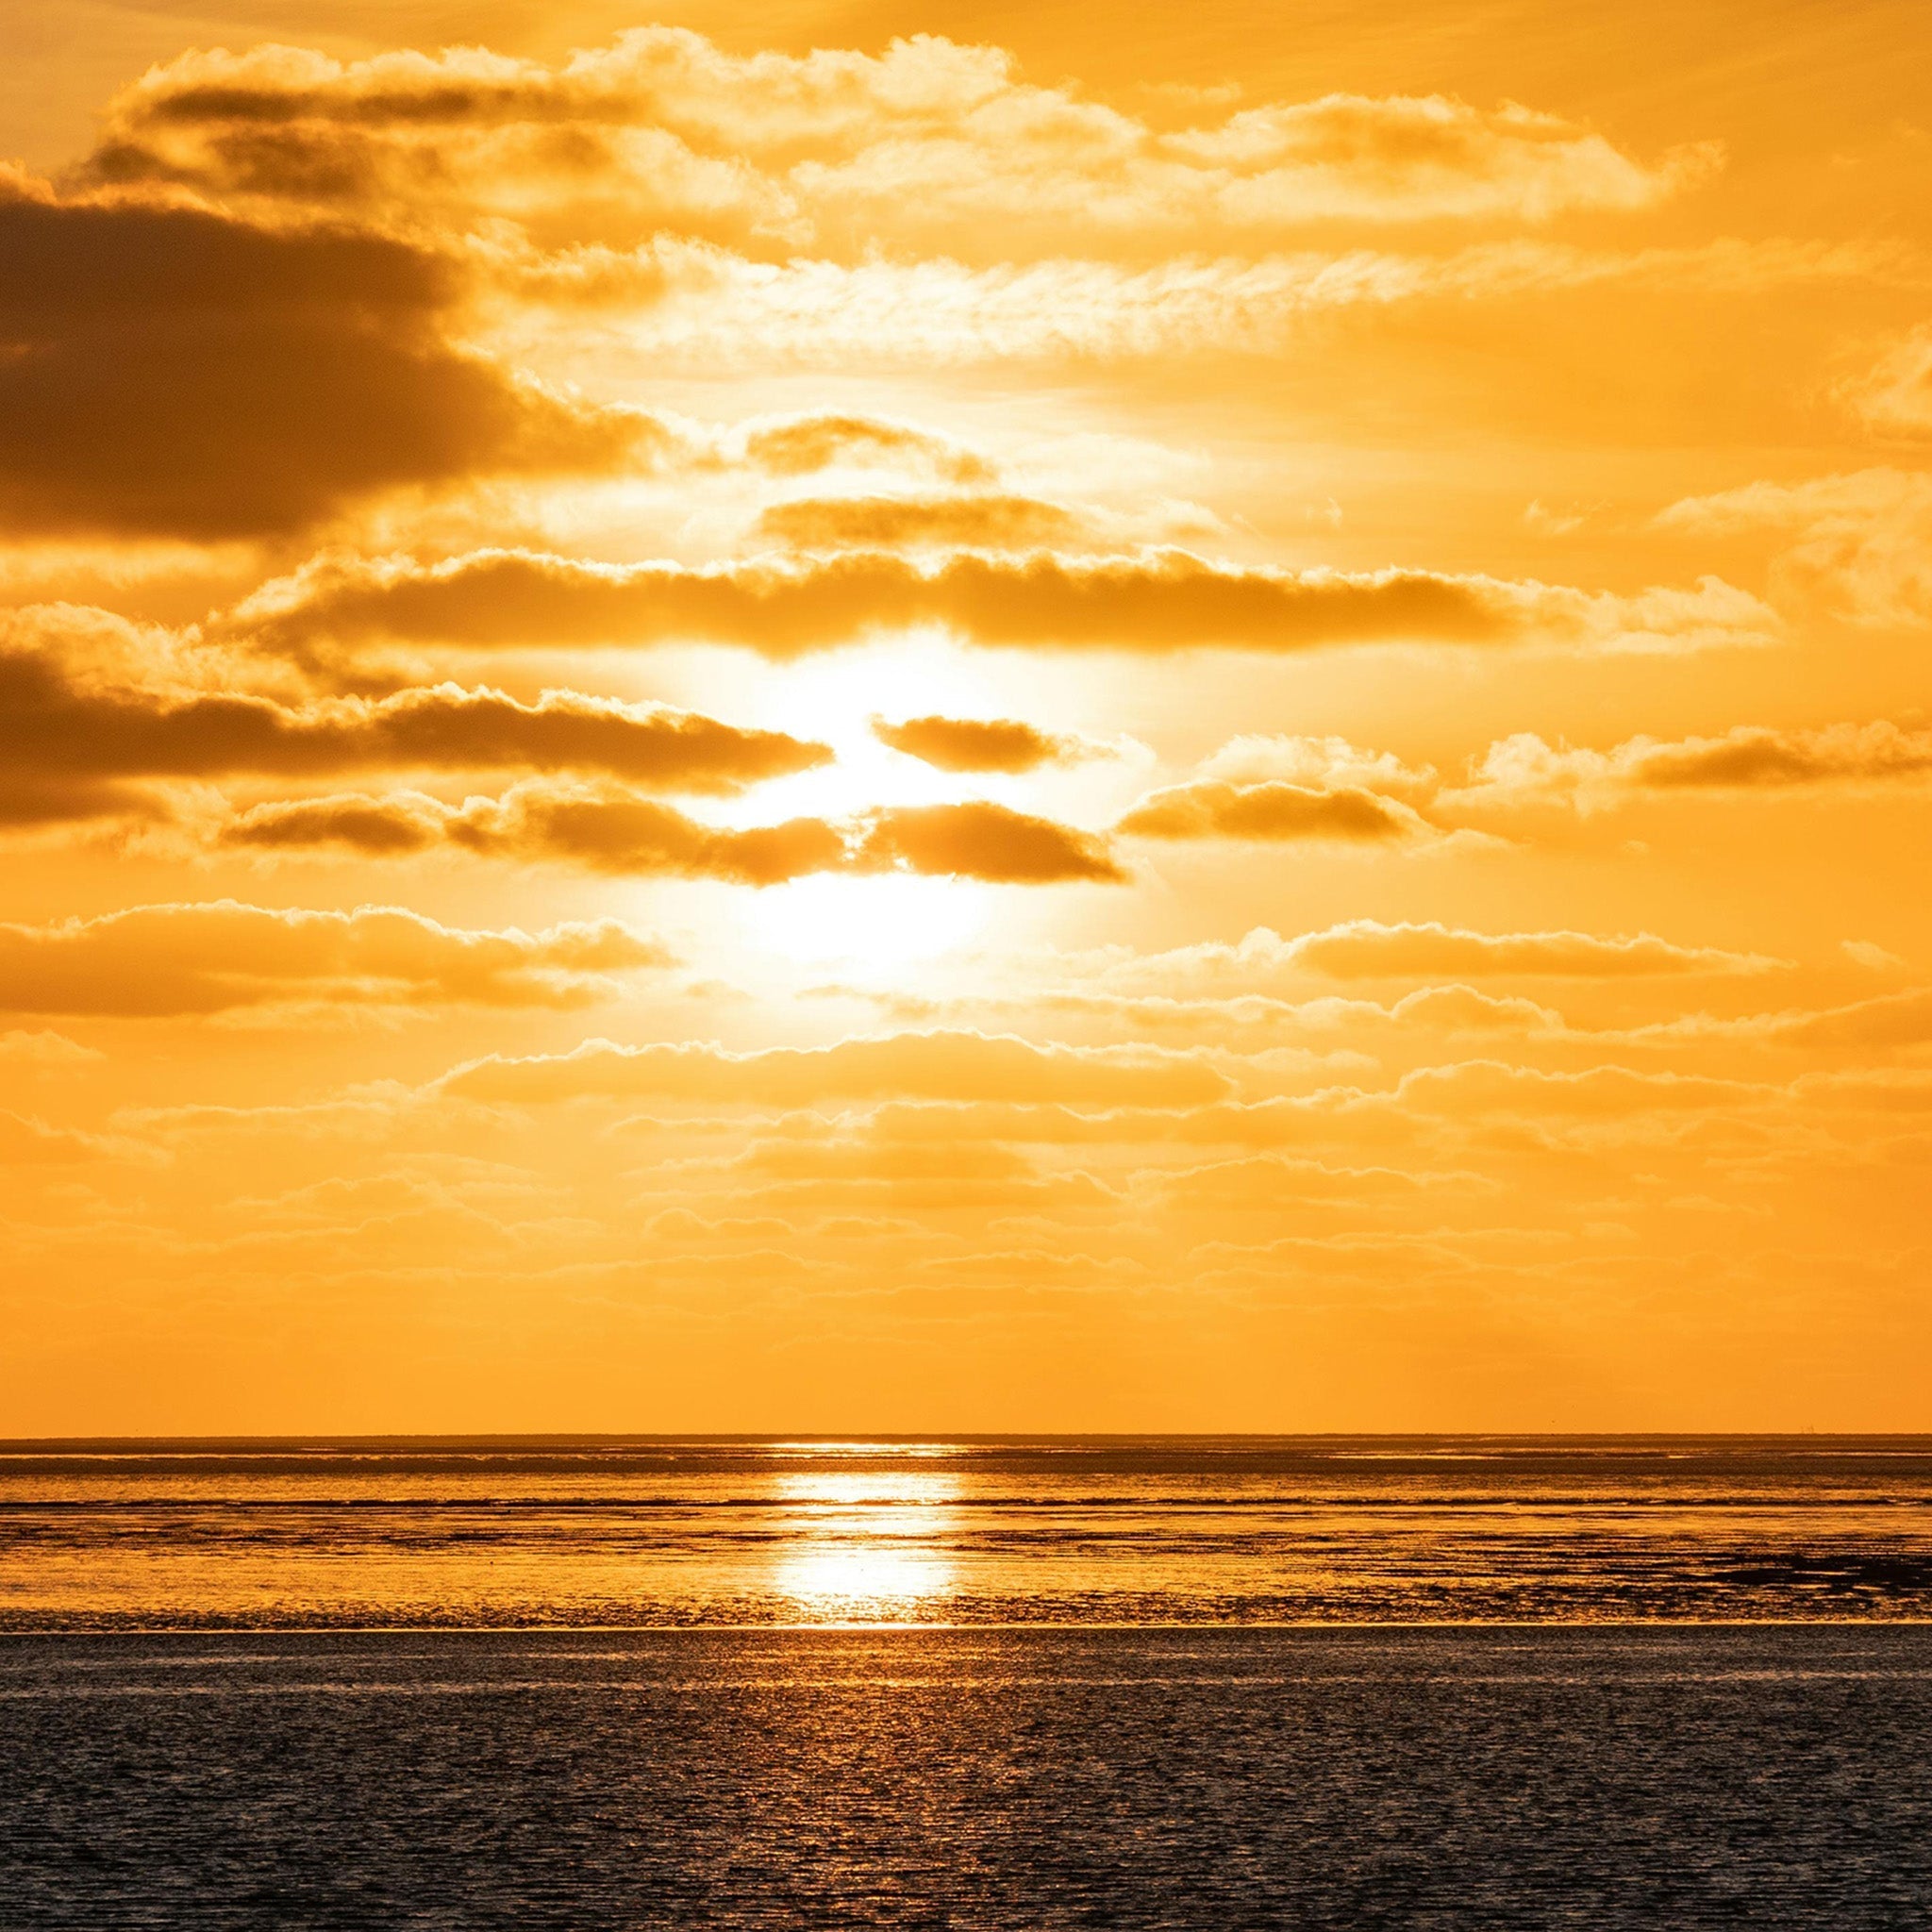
[0, 626, 831, 824]
[226, 547, 1774, 658]
[0, 902, 668, 1014]
[221, 785, 1125, 885]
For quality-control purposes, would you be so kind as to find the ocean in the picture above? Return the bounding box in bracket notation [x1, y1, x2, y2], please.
[4, 1439, 1930, 1925]
[6, 1435, 1931, 1628]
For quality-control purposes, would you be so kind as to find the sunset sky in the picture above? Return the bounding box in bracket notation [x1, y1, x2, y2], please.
[1, 0, 1927, 1433]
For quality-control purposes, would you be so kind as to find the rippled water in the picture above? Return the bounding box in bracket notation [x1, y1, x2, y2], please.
[7, 1442, 1932, 1925]
[5, 1625, 1931, 1927]
[4, 1435, 1931, 1626]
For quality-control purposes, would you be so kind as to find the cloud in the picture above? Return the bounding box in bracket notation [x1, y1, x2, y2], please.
[1154, 1152, 1455, 1214]
[0, 902, 669, 1015]
[89, 32, 1709, 259]
[441, 1028, 1232, 1108]
[1457, 721, 1932, 806]
[738, 415, 995, 483]
[0, 774, 159, 829]
[0, 174, 650, 539]
[851, 802, 1124, 883]
[1194, 734, 1439, 798]
[1109, 920, 1781, 983]
[757, 493, 1091, 551]
[1656, 469, 1932, 628]
[1842, 941, 1907, 973]
[221, 783, 1124, 885]
[735, 1131, 1043, 1190]
[748, 1094, 1419, 1155]
[0, 633, 831, 823]
[1796, 1069, 1932, 1110]
[223, 793, 459, 858]
[0, 1028, 103, 1066]
[229, 545, 1773, 659]
[608, 407, 1005, 486]
[1049, 924, 1790, 1008]
[0, 1110, 109, 1164]
[1117, 778, 1433, 842]
[873, 714, 1100, 773]
[1284, 919, 1784, 979]
[529, 234, 1902, 368]
[1393, 1059, 1773, 1116]
[1382, 985, 1569, 1036]
[225, 785, 847, 883]
[1839, 325, 1932, 439]
[814, 977, 1572, 1050]
[1762, 986, 1932, 1048]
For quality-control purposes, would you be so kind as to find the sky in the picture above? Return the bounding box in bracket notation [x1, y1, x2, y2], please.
[0, 0, 1928, 1433]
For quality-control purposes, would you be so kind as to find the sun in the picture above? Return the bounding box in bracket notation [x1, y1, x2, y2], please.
[741, 873, 989, 972]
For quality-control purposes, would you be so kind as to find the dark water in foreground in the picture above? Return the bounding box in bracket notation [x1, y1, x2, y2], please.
[4, 1626, 1931, 1928]
[5, 1435, 1932, 1626]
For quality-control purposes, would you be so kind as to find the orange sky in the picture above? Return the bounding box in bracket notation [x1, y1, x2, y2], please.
[1, 0, 1928, 1432]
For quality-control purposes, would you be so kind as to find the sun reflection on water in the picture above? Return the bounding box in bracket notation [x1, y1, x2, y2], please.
[770, 1465, 962, 1620]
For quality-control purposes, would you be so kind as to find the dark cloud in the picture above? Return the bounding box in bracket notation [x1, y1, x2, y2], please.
[1465, 721, 1932, 803]
[0, 774, 158, 828]
[741, 417, 993, 483]
[233, 546, 1511, 658]
[221, 783, 1125, 886]
[850, 801, 1124, 883]
[0, 640, 826, 822]
[1627, 722, 1932, 790]
[758, 494, 1085, 551]
[1117, 778, 1425, 841]
[873, 714, 1091, 774]
[449, 788, 848, 885]
[0, 175, 646, 539]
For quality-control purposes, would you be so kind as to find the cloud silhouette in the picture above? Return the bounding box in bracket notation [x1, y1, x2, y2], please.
[0, 636, 831, 823]
[230, 545, 1645, 657]
[0, 174, 649, 538]
[223, 784, 1125, 885]
[873, 713, 1100, 773]
[1118, 779, 1430, 841]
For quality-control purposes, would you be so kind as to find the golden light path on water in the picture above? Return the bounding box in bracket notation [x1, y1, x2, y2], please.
[769, 1453, 964, 1618]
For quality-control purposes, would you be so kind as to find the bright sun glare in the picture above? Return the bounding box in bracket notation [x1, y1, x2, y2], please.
[699, 636, 1015, 971]
[771, 1467, 962, 1614]
[741, 873, 990, 970]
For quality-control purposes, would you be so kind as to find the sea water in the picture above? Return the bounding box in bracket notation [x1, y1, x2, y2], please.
[3, 1435, 1930, 1627]
[4, 1439, 1931, 1926]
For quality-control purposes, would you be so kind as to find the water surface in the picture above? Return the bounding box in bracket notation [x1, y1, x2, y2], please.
[3, 1625, 1929, 1927]
[5, 1435, 1930, 1627]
